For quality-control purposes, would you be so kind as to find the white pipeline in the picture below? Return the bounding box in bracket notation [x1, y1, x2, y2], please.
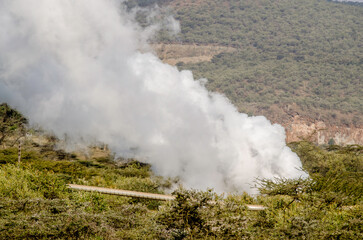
[67, 184, 266, 210]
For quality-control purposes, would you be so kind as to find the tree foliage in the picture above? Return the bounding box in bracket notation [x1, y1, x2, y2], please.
[0, 106, 362, 238]
[0, 121, 362, 238]
[0, 103, 27, 146]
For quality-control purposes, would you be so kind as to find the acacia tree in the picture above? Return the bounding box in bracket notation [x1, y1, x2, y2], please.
[0, 103, 27, 146]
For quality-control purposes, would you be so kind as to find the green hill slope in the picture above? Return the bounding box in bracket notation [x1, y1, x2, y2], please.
[131, 0, 363, 127]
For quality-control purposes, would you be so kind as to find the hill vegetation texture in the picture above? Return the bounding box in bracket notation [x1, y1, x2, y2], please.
[129, 0, 363, 144]
[1, 1, 362, 238]
[1, 105, 362, 239]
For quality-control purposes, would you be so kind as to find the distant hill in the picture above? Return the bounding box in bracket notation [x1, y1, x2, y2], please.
[127, 0, 363, 144]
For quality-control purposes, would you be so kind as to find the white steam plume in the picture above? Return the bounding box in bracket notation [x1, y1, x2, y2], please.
[0, 0, 306, 193]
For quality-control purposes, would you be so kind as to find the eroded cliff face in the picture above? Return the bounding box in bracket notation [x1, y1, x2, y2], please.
[284, 116, 363, 145]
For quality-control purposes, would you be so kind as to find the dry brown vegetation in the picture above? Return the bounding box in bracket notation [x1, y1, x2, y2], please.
[151, 43, 236, 65]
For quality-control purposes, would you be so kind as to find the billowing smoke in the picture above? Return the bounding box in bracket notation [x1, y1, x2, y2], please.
[0, 0, 306, 193]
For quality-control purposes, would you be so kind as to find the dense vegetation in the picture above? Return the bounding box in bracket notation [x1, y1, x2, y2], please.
[0, 105, 362, 239]
[1, 1, 362, 239]
[0, 103, 27, 146]
[128, 0, 363, 126]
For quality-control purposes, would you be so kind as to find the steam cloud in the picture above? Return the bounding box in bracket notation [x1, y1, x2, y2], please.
[0, 0, 306, 193]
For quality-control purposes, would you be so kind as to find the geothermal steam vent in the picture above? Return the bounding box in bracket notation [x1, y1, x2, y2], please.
[0, 0, 306, 193]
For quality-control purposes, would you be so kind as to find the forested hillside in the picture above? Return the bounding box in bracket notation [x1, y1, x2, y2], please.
[128, 0, 363, 143]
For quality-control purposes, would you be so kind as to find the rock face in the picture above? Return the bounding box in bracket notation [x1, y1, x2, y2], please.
[284, 116, 363, 145]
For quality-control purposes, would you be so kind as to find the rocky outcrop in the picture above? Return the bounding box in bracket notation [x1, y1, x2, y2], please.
[284, 116, 363, 145]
